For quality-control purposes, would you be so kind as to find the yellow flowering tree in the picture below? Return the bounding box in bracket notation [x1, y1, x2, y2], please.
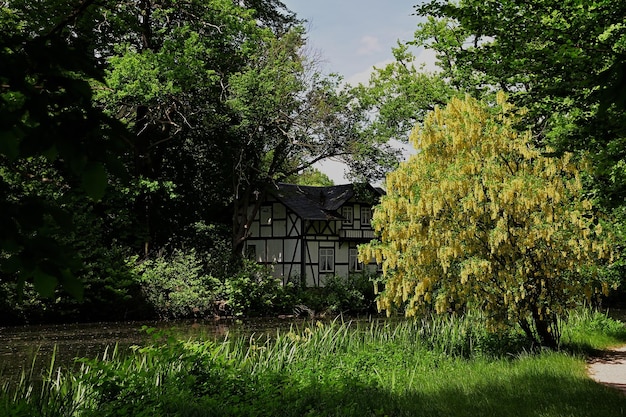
[360, 94, 615, 347]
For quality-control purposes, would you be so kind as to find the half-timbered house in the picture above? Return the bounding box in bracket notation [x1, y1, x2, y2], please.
[244, 183, 384, 287]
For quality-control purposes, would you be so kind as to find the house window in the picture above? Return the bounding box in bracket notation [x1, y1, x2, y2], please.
[319, 248, 335, 273]
[360, 206, 372, 226]
[349, 248, 363, 272]
[342, 206, 353, 225]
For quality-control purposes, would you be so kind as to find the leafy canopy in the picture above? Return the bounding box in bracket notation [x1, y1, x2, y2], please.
[360, 94, 615, 346]
[0, 1, 127, 299]
[413, 0, 626, 207]
[350, 43, 454, 144]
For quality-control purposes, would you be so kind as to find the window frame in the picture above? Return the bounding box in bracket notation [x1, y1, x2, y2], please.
[319, 248, 335, 273]
[342, 206, 353, 226]
[360, 206, 372, 226]
[246, 244, 257, 261]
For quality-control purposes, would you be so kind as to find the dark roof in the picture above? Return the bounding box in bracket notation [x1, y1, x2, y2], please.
[272, 183, 383, 221]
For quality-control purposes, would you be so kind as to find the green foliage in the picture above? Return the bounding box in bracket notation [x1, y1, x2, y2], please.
[3, 312, 626, 416]
[361, 94, 616, 347]
[562, 309, 626, 352]
[312, 273, 377, 315]
[0, 281, 45, 324]
[363, 0, 626, 302]
[226, 260, 295, 317]
[0, 1, 127, 298]
[351, 42, 455, 143]
[78, 245, 146, 321]
[285, 167, 334, 187]
[322, 274, 368, 315]
[284, 272, 379, 317]
[414, 0, 626, 207]
[134, 250, 223, 319]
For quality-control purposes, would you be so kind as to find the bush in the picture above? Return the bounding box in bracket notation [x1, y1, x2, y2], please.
[80, 245, 148, 321]
[299, 272, 378, 316]
[134, 250, 223, 319]
[225, 260, 295, 317]
[0, 281, 46, 325]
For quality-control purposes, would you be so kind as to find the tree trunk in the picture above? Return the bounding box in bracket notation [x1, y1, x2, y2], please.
[518, 317, 539, 346]
[232, 187, 264, 256]
[532, 307, 558, 349]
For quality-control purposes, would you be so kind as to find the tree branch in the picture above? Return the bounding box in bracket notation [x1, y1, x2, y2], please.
[46, 0, 99, 39]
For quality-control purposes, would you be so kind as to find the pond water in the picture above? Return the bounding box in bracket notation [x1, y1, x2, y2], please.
[0, 317, 314, 384]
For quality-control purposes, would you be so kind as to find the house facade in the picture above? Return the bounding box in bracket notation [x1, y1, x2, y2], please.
[244, 183, 383, 287]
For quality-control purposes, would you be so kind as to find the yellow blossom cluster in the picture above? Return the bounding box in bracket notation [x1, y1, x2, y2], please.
[359, 94, 615, 326]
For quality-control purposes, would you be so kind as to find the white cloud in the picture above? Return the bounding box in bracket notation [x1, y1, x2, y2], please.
[344, 59, 394, 86]
[357, 35, 383, 55]
[313, 159, 350, 184]
[414, 48, 441, 73]
[344, 47, 441, 86]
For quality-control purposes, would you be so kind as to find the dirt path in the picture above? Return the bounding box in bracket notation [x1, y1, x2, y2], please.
[587, 345, 626, 395]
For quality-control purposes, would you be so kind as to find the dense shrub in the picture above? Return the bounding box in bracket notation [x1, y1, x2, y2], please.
[226, 260, 295, 317]
[134, 250, 223, 319]
[0, 281, 46, 325]
[299, 272, 379, 316]
[79, 245, 147, 321]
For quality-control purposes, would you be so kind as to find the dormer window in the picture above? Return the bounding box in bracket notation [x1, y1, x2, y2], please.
[342, 206, 353, 226]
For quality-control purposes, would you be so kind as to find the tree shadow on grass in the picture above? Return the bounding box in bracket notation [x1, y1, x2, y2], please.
[170, 366, 626, 417]
[280, 374, 625, 417]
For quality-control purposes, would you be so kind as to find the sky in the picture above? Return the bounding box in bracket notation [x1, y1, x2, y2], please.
[280, 0, 434, 85]
[280, 1, 431, 183]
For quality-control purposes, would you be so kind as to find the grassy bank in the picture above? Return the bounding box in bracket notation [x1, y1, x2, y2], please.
[3, 310, 626, 417]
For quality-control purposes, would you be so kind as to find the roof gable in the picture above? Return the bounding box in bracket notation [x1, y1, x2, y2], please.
[272, 183, 383, 220]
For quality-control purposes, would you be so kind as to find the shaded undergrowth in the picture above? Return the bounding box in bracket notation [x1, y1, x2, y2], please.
[2, 309, 626, 417]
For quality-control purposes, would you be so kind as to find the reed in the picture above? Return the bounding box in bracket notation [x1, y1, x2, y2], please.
[2, 309, 625, 416]
[1, 345, 95, 417]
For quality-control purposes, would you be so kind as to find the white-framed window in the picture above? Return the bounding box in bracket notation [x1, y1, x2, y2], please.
[342, 206, 353, 225]
[360, 206, 372, 226]
[349, 248, 363, 272]
[319, 248, 335, 273]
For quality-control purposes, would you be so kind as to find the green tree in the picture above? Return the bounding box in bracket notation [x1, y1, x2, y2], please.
[93, 0, 283, 255]
[285, 167, 334, 187]
[0, 1, 127, 298]
[351, 42, 455, 144]
[226, 36, 400, 251]
[413, 0, 626, 208]
[94, 1, 394, 255]
[360, 95, 616, 347]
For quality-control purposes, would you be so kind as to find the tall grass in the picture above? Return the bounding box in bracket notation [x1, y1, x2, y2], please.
[561, 308, 626, 352]
[1, 345, 94, 417]
[2, 310, 626, 416]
